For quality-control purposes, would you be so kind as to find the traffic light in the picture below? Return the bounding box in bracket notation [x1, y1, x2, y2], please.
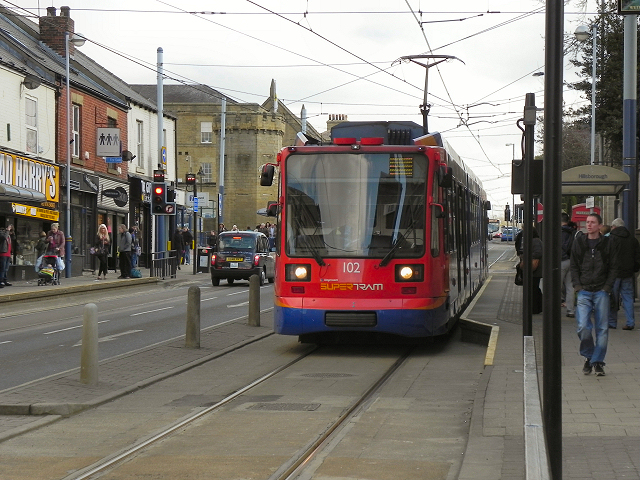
[185, 173, 196, 185]
[151, 182, 166, 214]
[151, 183, 176, 215]
[504, 204, 511, 222]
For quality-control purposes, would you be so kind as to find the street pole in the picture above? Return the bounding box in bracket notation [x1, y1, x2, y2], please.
[192, 176, 198, 275]
[622, 15, 637, 231]
[523, 95, 536, 337]
[218, 98, 226, 235]
[64, 32, 72, 277]
[590, 25, 597, 166]
[156, 47, 165, 255]
[543, 0, 564, 477]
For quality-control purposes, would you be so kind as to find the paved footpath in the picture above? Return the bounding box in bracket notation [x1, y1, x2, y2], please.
[0, 265, 638, 479]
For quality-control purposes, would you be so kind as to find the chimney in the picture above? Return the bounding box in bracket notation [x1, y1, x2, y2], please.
[39, 6, 75, 56]
[326, 113, 348, 132]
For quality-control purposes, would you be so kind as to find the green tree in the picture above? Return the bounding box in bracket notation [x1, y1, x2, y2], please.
[567, 1, 639, 166]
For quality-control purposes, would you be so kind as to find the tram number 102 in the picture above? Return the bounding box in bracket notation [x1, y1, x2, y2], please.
[342, 261, 361, 274]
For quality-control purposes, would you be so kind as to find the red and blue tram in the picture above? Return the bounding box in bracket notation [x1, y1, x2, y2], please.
[260, 121, 489, 341]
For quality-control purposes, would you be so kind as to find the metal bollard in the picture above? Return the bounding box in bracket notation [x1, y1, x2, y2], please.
[186, 286, 201, 348]
[248, 274, 260, 326]
[80, 303, 98, 385]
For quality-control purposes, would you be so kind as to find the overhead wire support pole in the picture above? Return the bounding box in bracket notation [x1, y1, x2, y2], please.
[543, 0, 564, 478]
[392, 55, 464, 134]
[523, 95, 536, 338]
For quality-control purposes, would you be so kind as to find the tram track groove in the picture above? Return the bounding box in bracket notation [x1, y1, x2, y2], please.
[271, 348, 413, 480]
[61, 346, 317, 480]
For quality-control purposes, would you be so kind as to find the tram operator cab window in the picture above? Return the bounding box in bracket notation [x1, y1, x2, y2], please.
[285, 153, 426, 259]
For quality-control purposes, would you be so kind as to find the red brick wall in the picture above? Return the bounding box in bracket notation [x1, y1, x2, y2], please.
[56, 87, 129, 179]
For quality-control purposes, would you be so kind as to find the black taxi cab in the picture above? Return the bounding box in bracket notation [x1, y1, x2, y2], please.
[210, 231, 275, 286]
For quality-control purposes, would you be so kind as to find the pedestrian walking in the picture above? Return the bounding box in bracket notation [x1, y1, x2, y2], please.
[561, 212, 576, 317]
[35, 231, 48, 258]
[607, 217, 640, 330]
[0, 224, 13, 287]
[129, 226, 139, 268]
[117, 224, 132, 279]
[182, 227, 193, 265]
[570, 213, 618, 376]
[94, 224, 111, 280]
[172, 228, 185, 270]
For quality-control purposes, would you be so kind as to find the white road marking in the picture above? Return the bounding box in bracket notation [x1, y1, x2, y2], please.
[73, 330, 143, 347]
[130, 307, 174, 317]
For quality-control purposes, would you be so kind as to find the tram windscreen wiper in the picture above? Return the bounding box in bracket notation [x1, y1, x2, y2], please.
[293, 207, 326, 266]
[378, 221, 416, 268]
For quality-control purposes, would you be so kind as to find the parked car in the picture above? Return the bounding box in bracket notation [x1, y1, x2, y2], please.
[210, 231, 275, 286]
[501, 227, 518, 242]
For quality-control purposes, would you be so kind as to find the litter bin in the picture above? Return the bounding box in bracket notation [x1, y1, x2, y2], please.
[197, 247, 211, 274]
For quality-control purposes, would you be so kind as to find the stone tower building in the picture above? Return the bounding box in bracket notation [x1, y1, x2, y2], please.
[132, 82, 320, 231]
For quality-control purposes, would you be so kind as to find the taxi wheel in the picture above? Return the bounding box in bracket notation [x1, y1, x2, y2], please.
[259, 269, 266, 286]
[228, 278, 235, 285]
[212, 277, 220, 286]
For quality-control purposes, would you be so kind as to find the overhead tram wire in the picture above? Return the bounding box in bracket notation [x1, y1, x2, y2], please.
[404, 1, 507, 178]
[2, 0, 456, 121]
[155, 0, 428, 103]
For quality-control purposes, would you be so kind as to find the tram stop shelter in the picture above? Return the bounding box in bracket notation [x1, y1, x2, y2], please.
[561, 164, 629, 202]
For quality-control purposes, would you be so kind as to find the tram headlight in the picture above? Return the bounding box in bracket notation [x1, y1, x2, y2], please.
[286, 263, 311, 282]
[395, 264, 424, 282]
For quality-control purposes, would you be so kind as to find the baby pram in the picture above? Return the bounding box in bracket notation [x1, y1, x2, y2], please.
[35, 255, 61, 286]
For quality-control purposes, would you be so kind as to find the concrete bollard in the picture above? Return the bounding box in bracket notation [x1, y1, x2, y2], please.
[248, 274, 261, 326]
[186, 286, 201, 348]
[80, 303, 98, 385]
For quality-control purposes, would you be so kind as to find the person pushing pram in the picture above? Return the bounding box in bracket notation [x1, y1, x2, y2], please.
[35, 223, 66, 285]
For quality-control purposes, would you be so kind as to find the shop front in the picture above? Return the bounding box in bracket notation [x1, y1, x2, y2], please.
[129, 176, 151, 268]
[97, 179, 131, 273]
[67, 170, 100, 276]
[0, 150, 60, 281]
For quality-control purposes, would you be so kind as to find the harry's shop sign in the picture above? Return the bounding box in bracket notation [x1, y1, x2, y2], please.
[0, 150, 60, 220]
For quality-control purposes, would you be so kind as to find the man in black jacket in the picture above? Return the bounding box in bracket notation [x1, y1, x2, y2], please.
[570, 213, 618, 376]
[607, 217, 639, 330]
[561, 213, 575, 317]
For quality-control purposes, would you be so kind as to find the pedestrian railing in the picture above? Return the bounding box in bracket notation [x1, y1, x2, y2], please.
[150, 250, 178, 279]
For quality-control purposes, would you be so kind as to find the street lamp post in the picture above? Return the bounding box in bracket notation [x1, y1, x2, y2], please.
[575, 25, 597, 166]
[64, 31, 85, 277]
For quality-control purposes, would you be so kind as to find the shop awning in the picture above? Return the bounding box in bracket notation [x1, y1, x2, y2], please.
[0, 184, 46, 202]
[561, 165, 629, 196]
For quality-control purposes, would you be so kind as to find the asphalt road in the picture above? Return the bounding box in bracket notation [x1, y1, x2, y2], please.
[0, 280, 275, 391]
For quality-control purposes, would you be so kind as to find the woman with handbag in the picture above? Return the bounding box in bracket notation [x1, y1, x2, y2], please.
[93, 224, 110, 280]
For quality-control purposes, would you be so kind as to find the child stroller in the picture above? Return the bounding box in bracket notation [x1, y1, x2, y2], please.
[35, 255, 61, 286]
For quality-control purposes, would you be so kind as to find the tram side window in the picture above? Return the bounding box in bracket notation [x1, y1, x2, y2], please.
[431, 174, 440, 257]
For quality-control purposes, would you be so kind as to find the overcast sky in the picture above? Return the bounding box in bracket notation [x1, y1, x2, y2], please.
[8, 1, 600, 218]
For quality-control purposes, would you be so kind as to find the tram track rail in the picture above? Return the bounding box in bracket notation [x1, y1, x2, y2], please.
[63, 346, 317, 480]
[271, 349, 412, 480]
[63, 346, 413, 480]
